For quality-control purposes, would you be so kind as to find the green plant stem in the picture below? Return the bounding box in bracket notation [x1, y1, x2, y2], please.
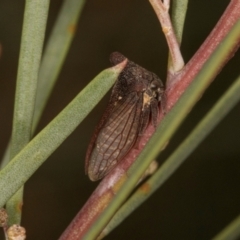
[0, 62, 126, 208]
[6, 0, 50, 225]
[212, 215, 240, 240]
[81, 18, 240, 240]
[99, 73, 240, 238]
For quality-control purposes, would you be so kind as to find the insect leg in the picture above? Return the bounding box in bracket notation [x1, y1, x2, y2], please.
[150, 98, 159, 128]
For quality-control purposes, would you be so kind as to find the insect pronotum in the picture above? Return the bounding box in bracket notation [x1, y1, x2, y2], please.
[85, 52, 166, 181]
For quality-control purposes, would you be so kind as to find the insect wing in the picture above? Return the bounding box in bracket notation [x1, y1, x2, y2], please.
[87, 92, 142, 181]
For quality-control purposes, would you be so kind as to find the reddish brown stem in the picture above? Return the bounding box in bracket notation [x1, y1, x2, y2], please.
[59, 1, 240, 239]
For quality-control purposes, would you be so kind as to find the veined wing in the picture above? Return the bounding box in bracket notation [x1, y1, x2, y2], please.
[87, 92, 143, 181]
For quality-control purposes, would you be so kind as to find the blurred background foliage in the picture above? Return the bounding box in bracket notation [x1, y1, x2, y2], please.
[0, 0, 239, 239]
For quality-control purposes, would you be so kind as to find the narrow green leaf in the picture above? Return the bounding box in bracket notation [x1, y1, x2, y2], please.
[6, 0, 50, 225]
[212, 215, 240, 240]
[0, 62, 125, 208]
[171, 0, 188, 44]
[1, 0, 86, 169]
[32, 0, 86, 131]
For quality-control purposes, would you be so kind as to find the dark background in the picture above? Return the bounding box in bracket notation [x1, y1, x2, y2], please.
[0, 0, 240, 239]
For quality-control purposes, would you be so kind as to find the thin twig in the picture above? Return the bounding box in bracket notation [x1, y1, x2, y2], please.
[149, 0, 185, 77]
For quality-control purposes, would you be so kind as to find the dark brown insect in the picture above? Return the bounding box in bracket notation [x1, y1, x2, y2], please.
[85, 52, 166, 181]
